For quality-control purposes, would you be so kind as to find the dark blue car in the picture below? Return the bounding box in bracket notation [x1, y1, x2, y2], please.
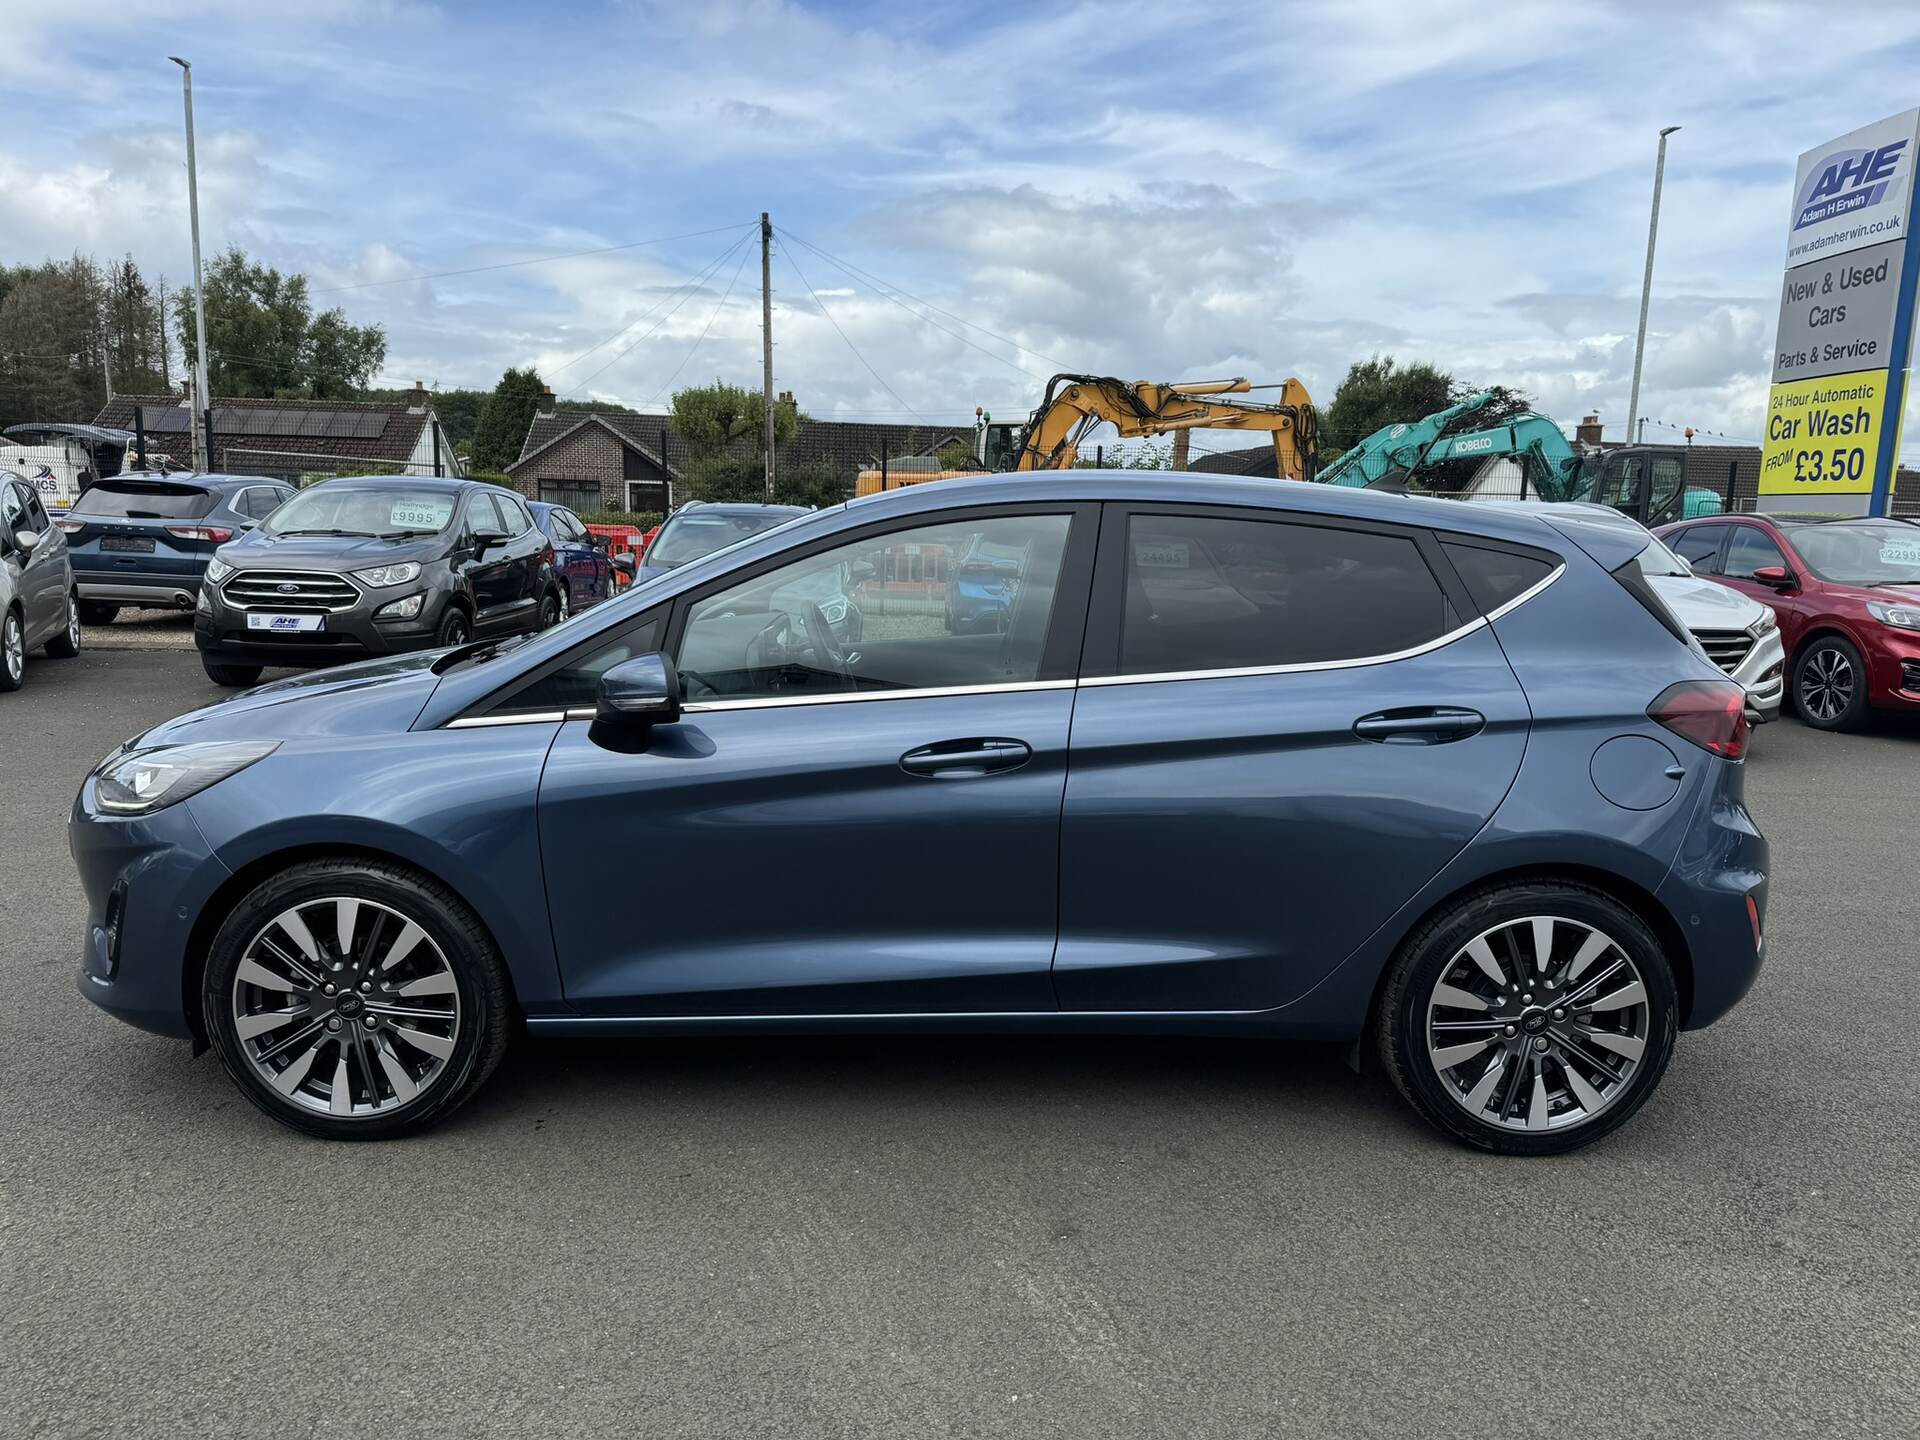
[58, 473, 293, 623]
[528, 500, 613, 616]
[70, 473, 1768, 1152]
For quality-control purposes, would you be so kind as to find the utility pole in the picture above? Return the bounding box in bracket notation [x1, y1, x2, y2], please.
[1625, 126, 1680, 450]
[760, 213, 776, 500]
[1171, 430, 1190, 472]
[171, 56, 212, 472]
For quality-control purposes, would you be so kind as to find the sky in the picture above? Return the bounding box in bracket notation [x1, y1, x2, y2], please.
[7, 0, 1920, 460]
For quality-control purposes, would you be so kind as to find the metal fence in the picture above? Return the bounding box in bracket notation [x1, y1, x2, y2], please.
[219, 448, 451, 486]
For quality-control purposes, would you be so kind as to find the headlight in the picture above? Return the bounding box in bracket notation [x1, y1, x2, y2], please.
[1867, 600, 1920, 631]
[1749, 607, 1778, 636]
[354, 562, 421, 587]
[374, 592, 426, 621]
[205, 557, 234, 583]
[93, 740, 279, 816]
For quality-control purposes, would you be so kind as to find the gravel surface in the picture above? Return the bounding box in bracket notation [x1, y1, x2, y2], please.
[3, 648, 1916, 1438]
[81, 608, 197, 650]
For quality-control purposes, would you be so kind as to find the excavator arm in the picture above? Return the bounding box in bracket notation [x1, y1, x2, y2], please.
[1009, 374, 1320, 481]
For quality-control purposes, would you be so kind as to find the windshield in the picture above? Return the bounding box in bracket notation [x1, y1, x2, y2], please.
[651, 510, 800, 566]
[266, 483, 459, 538]
[1629, 536, 1692, 579]
[1789, 522, 1920, 585]
[70, 482, 214, 520]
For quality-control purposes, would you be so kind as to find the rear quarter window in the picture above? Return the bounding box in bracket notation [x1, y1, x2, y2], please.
[1441, 541, 1557, 613]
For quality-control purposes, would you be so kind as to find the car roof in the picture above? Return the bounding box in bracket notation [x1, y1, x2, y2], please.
[671, 503, 810, 520]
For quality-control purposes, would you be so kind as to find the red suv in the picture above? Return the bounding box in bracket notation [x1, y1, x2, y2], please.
[1656, 513, 1920, 731]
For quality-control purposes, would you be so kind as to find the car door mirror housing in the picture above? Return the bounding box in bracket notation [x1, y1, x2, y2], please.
[471, 531, 500, 559]
[848, 559, 877, 583]
[1751, 565, 1795, 590]
[596, 652, 682, 728]
[613, 551, 637, 579]
[13, 528, 40, 554]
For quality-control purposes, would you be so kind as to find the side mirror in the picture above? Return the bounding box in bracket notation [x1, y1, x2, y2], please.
[13, 528, 40, 554]
[849, 559, 877, 583]
[471, 531, 501, 559]
[595, 652, 682, 729]
[613, 551, 637, 579]
[1751, 565, 1795, 590]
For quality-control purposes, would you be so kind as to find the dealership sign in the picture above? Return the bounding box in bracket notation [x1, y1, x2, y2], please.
[1762, 110, 1920, 514]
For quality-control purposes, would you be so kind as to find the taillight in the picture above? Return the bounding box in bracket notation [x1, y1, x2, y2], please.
[165, 525, 233, 543]
[1746, 892, 1763, 952]
[56, 518, 85, 533]
[1648, 679, 1749, 760]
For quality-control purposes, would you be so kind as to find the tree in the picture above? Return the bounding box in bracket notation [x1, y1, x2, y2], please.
[670, 381, 802, 463]
[468, 367, 547, 472]
[1323, 355, 1457, 452]
[174, 247, 385, 398]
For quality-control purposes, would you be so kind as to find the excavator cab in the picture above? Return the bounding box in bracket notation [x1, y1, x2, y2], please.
[1587, 448, 1694, 527]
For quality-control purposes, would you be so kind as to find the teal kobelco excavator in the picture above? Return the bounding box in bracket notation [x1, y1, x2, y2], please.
[1316, 391, 1724, 527]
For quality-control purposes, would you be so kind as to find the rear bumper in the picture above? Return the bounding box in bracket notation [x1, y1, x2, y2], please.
[75, 576, 202, 607]
[1658, 763, 1770, 1029]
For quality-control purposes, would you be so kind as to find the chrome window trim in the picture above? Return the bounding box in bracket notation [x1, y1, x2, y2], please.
[439, 562, 1564, 727]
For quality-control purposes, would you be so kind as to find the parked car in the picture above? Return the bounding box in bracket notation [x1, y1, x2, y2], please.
[1, 472, 81, 690]
[193, 475, 561, 688]
[529, 501, 614, 616]
[634, 502, 808, 584]
[72, 474, 1768, 1153]
[945, 532, 1031, 634]
[55, 473, 294, 624]
[1488, 503, 1784, 721]
[1657, 513, 1920, 732]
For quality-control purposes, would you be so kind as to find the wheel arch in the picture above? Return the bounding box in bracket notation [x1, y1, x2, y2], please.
[1788, 622, 1864, 673]
[1356, 862, 1696, 1064]
[179, 841, 520, 1050]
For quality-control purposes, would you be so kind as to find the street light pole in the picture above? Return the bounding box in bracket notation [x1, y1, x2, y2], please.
[1625, 125, 1680, 451]
[171, 56, 212, 472]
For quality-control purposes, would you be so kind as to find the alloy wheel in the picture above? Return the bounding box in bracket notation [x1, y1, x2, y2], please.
[229, 897, 461, 1118]
[1425, 915, 1650, 1133]
[66, 595, 80, 651]
[1800, 647, 1854, 724]
[3, 614, 22, 682]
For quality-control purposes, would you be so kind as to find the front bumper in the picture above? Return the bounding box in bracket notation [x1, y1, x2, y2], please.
[70, 777, 232, 1040]
[195, 580, 446, 669]
[1866, 627, 1920, 711]
[1731, 627, 1786, 722]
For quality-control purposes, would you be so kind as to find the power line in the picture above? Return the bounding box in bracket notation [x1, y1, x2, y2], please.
[780, 242, 928, 426]
[544, 227, 755, 380]
[778, 229, 1050, 383]
[644, 241, 755, 409]
[310, 222, 758, 295]
[566, 232, 759, 396]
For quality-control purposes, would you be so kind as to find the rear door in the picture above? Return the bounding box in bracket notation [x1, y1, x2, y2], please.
[1055, 505, 1533, 1012]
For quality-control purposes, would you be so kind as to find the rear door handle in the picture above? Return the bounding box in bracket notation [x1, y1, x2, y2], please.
[900, 738, 1032, 778]
[1352, 708, 1486, 744]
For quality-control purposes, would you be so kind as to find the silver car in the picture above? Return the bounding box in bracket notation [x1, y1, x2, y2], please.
[0, 472, 81, 692]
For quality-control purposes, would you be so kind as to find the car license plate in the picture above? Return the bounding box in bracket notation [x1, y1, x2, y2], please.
[246, 613, 325, 633]
[99, 535, 155, 553]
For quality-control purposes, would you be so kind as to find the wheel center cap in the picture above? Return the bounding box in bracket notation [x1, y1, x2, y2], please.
[1520, 1009, 1551, 1036]
[335, 993, 364, 1018]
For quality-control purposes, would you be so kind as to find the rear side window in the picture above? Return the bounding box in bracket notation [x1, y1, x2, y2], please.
[1669, 523, 1728, 574]
[1120, 514, 1450, 674]
[1442, 542, 1556, 613]
[70, 482, 215, 519]
[239, 487, 286, 519]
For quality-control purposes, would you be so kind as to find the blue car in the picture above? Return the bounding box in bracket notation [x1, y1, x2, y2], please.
[528, 500, 613, 617]
[58, 473, 294, 623]
[70, 473, 1768, 1152]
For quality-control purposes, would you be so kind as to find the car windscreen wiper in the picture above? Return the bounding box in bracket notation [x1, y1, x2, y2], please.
[275, 528, 378, 537]
[377, 529, 440, 540]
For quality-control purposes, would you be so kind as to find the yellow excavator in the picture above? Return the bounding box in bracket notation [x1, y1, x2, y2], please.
[854, 372, 1319, 496]
[1003, 373, 1319, 480]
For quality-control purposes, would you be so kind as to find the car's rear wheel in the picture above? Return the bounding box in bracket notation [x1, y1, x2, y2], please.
[78, 601, 118, 626]
[202, 658, 264, 687]
[1793, 634, 1871, 732]
[538, 589, 562, 630]
[45, 590, 81, 658]
[0, 609, 24, 692]
[1377, 882, 1676, 1155]
[203, 857, 512, 1140]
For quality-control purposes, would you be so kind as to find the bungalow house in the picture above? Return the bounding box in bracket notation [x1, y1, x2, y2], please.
[92, 384, 460, 484]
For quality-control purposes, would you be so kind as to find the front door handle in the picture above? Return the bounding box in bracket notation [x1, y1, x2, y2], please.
[1352, 707, 1486, 745]
[900, 738, 1032, 778]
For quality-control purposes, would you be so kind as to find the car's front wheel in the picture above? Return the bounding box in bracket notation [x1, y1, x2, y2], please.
[202, 658, 263, 688]
[437, 606, 471, 648]
[0, 608, 24, 692]
[1793, 634, 1872, 732]
[1377, 882, 1677, 1155]
[203, 857, 512, 1140]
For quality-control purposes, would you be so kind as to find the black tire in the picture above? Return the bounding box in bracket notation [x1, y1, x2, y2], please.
[45, 590, 81, 658]
[0, 608, 24, 692]
[1792, 634, 1872, 732]
[1376, 881, 1677, 1156]
[537, 589, 562, 630]
[201, 658, 264, 688]
[437, 605, 471, 647]
[78, 600, 118, 626]
[202, 856, 513, 1140]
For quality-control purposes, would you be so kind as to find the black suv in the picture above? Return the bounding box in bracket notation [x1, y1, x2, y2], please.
[194, 475, 560, 686]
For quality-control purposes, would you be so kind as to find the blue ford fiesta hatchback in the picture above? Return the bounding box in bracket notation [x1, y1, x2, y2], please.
[70, 474, 1768, 1152]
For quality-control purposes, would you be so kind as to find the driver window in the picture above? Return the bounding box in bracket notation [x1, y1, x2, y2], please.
[471, 494, 510, 538]
[1599, 457, 1642, 510]
[678, 513, 1073, 702]
[1649, 457, 1682, 511]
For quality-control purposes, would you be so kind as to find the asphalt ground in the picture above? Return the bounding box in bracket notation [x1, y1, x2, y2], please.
[2, 645, 1916, 1438]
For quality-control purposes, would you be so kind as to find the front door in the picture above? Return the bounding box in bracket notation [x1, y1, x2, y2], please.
[1056, 506, 1532, 1012]
[535, 504, 1095, 1015]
